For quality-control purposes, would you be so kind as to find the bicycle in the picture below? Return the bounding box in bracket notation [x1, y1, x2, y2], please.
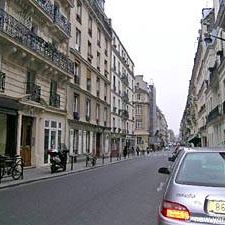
[0, 155, 23, 183]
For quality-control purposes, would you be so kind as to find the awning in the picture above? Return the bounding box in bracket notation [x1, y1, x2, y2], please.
[0, 96, 22, 115]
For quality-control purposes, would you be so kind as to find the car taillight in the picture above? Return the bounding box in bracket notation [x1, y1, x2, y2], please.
[161, 200, 190, 221]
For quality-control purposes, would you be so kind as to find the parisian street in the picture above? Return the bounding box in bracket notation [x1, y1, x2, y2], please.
[0, 153, 170, 225]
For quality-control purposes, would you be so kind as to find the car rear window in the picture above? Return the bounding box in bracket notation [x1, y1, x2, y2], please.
[176, 152, 225, 187]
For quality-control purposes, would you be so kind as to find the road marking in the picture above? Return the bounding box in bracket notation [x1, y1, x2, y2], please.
[157, 182, 164, 192]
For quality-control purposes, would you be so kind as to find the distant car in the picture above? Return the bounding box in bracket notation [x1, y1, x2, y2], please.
[158, 147, 225, 225]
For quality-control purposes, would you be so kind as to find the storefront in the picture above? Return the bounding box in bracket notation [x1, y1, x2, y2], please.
[0, 96, 21, 156]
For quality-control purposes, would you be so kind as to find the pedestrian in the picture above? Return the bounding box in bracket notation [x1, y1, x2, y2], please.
[136, 146, 140, 156]
[146, 147, 150, 155]
[123, 146, 127, 159]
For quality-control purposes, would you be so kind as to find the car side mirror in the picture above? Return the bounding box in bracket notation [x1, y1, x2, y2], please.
[158, 167, 170, 175]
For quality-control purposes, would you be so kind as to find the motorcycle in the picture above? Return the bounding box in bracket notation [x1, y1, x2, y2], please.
[47, 148, 69, 173]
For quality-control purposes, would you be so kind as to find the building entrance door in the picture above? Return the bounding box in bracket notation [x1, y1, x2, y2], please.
[20, 116, 33, 167]
[96, 133, 101, 157]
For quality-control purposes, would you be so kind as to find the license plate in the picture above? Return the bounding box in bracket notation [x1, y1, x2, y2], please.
[208, 200, 225, 215]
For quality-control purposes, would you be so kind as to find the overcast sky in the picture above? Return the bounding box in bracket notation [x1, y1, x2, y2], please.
[105, 0, 213, 135]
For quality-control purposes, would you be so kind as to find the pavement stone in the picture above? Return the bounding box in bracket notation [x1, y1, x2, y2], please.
[0, 156, 134, 189]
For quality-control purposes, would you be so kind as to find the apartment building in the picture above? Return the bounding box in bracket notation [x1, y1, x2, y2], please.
[180, 0, 225, 147]
[67, 0, 112, 157]
[155, 107, 168, 148]
[110, 30, 135, 156]
[133, 75, 151, 150]
[0, 0, 73, 166]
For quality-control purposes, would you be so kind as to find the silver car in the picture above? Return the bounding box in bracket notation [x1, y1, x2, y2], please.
[158, 148, 225, 225]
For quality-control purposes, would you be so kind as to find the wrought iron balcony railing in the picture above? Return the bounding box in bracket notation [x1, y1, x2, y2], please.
[207, 105, 221, 123]
[33, 0, 54, 19]
[73, 111, 80, 120]
[49, 93, 60, 108]
[0, 9, 74, 75]
[26, 83, 41, 102]
[54, 11, 71, 37]
[0, 72, 5, 92]
[119, 109, 129, 120]
[121, 74, 129, 86]
[122, 92, 129, 103]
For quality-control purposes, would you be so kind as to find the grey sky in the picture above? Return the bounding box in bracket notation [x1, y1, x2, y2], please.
[105, 0, 212, 135]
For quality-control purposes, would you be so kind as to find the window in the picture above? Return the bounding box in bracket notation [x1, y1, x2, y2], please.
[104, 107, 107, 124]
[44, 120, 62, 163]
[88, 41, 92, 62]
[136, 105, 142, 114]
[75, 28, 81, 52]
[104, 83, 107, 101]
[73, 94, 79, 113]
[105, 38, 108, 56]
[96, 77, 100, 96]
[113, 96, 116, 107]
[97, 27, 101, 47]
[137, 93, 141, 100]
[74, 61, 80, 84]
[0, 72, 5, 92]
[76, 0, 82, 23]
[136, 121, 142, 129]
[26, 71, 36, 94]
[113, 76, 116, 91]
[113, 56, 116, 71]
[97, 52, 100, 71]
[137, 137, 142, 144]
[118, 61, 121, 75]
[86, 99, 91, 118]
[86, 69, 91, 91]
[113, 117, 115, 127]
[88, 15, 92, 36]
[96, 103, 100, 121]
[104, 60, 108, 73]
[176, 152, 225, 187]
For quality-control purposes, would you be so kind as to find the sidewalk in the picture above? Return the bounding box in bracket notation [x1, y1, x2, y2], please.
[0, 155, 134, 189]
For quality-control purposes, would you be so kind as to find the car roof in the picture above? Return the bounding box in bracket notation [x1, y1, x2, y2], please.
[179, 147, 225, 153]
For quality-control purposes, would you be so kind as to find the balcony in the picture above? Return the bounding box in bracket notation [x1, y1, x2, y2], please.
[122, 92, 129, 103]
[0, 72, 5, 92]
[121, 74, 129, 86]
[207, 105, 221, 123]
[33, 0, 54, 20]
[0, 9, 74, 76]
[73, 112, 79, 120]
[119, 109, 129, 120]
[54, 11, 71, 37]
[49, 93, 60, 108]
[26, 83, 41, 102]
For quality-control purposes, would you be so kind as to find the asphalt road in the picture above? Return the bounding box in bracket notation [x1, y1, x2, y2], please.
[0, 152, 170, 225]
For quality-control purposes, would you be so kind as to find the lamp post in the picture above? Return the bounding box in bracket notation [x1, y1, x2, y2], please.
[204, 32, 225, 44]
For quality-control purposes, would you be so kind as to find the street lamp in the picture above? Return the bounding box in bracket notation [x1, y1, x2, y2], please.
[204, 32, 225, 44]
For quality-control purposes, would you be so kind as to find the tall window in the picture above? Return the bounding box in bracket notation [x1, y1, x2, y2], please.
[104, 82, 107, 101]
[136, 121, 142, 129]
[75, 28, 81, 52]
[88, 15, 92, 36]
[74, 61, 80, 84]
[105, 38, 108, 56]
[97, 52, 100, 71]
[96, 103, 100, 121]
[73, 94, 79, 113]
[26, 71, 36, 94]
[86, 99, 91, 119]
[76, 0, 82, 23]
[136, 105, 142, 114]
[96, 77, 100, 96]
[113, 56, 116, 71]
[104, 107, 107, 125]
[88, 41, 92, 63]
[86, 69, 91, 91]
[97, 27, 101, 47]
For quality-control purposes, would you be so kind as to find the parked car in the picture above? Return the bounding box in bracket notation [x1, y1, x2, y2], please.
[158, 147, 225, 225]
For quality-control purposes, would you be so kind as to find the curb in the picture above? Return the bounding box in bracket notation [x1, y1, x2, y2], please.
[0, 157, 134, 190]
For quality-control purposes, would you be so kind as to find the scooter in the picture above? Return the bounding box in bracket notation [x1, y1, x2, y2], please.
[47, 148, 69, 173]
